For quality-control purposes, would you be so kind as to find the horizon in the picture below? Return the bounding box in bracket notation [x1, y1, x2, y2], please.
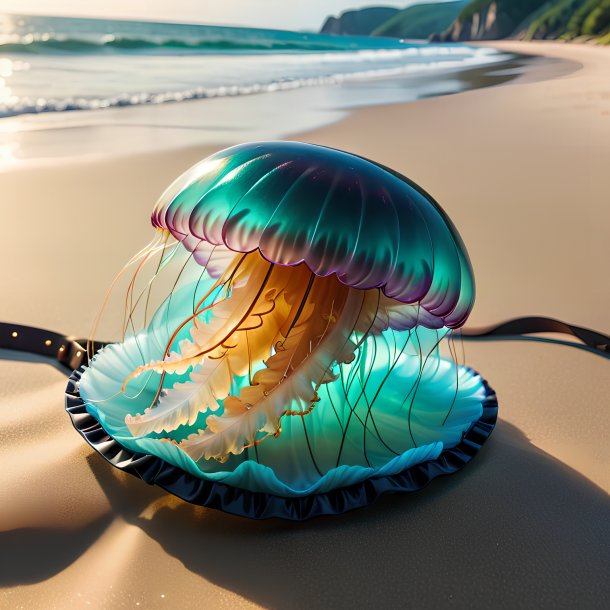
[1, 0, 458, 32]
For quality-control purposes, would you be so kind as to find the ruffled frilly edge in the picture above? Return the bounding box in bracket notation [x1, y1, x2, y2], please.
[65, 366, 498, 521]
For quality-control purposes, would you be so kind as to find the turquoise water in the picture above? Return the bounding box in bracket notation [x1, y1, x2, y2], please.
[0, 14, 506, 119]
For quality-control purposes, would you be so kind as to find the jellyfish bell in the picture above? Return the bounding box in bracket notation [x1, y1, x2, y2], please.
[69, 141, 498, 519]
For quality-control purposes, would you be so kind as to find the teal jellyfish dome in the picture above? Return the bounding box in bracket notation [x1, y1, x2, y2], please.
[152, 141, 475, 328]
[73, 141, 496, 519]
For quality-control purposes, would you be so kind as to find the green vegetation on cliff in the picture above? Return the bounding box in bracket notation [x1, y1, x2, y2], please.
[525, 0, 610, 40]
[434, 0, 610, 42]
[371, 1, 467, 38]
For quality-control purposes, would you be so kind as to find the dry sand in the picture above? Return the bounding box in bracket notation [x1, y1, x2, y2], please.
[0, 41, 608, 609]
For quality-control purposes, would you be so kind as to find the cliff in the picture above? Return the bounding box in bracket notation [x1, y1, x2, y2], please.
[372, 1, 467, 38]
[432, 0, 550, 41]
[319, 0, 610, 44]
[433, 0, 610, 42]
[320, 6, 400, 36]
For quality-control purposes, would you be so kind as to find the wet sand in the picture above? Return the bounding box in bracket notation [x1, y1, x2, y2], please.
[0, 41, 608, 609]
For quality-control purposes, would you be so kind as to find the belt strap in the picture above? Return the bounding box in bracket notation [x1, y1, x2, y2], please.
[0, 322, 100, 372]
[1, 316, 609, 376]
[460, 316, 610, 358]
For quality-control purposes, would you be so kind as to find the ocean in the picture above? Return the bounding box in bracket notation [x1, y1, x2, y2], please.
[0, 14, 509, 119]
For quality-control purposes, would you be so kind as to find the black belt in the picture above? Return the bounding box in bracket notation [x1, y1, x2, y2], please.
[1, 316, 609, 375]
[460, 316, 610, 358]
[0, 322, 104, 372]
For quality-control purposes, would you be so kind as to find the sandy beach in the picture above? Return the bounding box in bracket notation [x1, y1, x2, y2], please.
[0, 40, 609, 608]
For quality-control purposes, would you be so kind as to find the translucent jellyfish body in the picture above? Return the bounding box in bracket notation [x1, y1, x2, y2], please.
[70, 141, 497, 519]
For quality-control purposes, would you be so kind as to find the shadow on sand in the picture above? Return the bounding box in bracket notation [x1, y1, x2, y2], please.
[1, 419, 608, 608]
[0, 516, 113, 586]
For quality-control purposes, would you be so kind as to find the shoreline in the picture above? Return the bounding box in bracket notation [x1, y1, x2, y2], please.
[0, 47, 542, 169]
[1, 40, 608, 609]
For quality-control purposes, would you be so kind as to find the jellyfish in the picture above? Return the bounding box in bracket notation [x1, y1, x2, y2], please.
[71, 141, 497, 519]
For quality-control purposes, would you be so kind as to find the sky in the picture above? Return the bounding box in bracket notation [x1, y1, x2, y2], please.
[0, 0, 441, 31]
